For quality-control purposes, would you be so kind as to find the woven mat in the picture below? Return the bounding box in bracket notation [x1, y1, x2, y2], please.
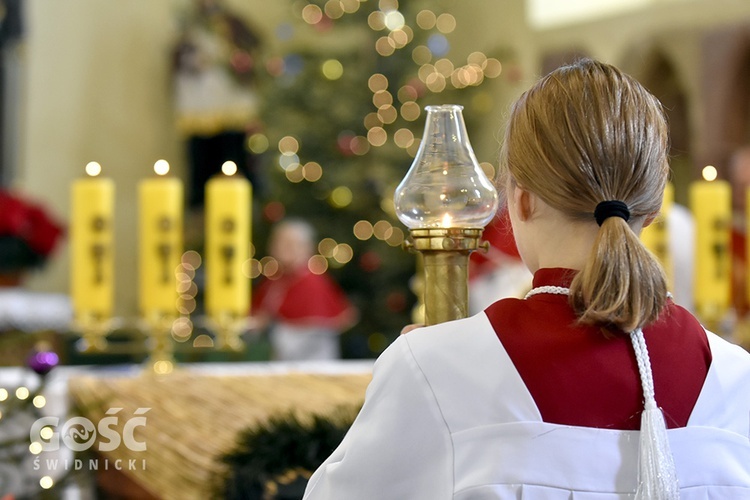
[68, 369, 371, 500]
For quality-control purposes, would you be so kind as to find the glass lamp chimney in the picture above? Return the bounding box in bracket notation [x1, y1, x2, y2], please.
[394, 104, 499, 229]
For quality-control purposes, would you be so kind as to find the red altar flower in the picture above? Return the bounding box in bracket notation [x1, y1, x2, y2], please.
[0, 190, 65, 271]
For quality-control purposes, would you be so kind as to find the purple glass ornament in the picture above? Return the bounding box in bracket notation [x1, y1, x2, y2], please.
[27, 350, 59, 375]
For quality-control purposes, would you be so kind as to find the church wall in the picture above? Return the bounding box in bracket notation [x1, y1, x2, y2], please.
[497, 0, 750, 204]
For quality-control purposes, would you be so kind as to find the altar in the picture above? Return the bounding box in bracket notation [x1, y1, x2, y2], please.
[3, 360, 372, 499]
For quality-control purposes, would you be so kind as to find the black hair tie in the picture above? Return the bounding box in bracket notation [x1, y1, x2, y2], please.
[594, 200, 630, 226]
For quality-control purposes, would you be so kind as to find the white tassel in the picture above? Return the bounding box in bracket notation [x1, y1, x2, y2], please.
[630, 329, 679, 500]
[635, 399, 679, 499]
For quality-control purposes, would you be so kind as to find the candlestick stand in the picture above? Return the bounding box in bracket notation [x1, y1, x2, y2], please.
[205, 311, 249, 352]
[140, 312, 177, 375]
[72, 314, 121, 352]
[405, 228, 487, 326]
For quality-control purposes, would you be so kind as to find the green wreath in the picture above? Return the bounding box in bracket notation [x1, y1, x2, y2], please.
[217, 404, 360, 500]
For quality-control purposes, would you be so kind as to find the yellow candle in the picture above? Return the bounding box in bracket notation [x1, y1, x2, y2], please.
[641, 183, 674, 290]
[205, 161, 251, 320]
[746, 186, 750, 309]
[138, 160, 183, 320]
[70, 162, 115, 321]
[689, 166, 731, 324]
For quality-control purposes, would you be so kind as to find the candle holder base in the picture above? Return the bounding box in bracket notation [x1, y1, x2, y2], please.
[140, 312, 177, 375]
[205, 312, 250, 352]
[71, 314, 122, 353]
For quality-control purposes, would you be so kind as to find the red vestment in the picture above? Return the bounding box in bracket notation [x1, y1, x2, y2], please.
[485, 267, 712, 430]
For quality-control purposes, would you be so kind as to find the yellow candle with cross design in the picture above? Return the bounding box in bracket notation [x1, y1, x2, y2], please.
[205, 162, 251, 320]
[138, 160, 183, 321]
[70, 162, 115, 321]
[745, 186, 750, 310]
[641, 183, 674, 291]
[689, 166, 731, 325]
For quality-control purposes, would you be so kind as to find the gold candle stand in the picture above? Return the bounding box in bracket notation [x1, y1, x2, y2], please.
[72, 314, 121, 353]
[140, 312, 177, 375]
[204, 311, 249, 352]
[405, 228, 486, 326]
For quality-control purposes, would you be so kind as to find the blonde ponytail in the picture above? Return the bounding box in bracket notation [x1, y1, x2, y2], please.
[570, 215, 668, 333]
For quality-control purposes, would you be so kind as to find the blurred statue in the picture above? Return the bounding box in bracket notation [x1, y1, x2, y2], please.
[172, 0, 263, 209]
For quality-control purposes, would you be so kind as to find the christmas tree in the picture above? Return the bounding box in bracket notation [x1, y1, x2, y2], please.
[249, 0, 512, 357]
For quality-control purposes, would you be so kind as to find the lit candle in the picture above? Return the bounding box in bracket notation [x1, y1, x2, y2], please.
[70, 162, 115, 321]
[205, 161, 251, 320]
[641, 183, 674, 290]
[441, 213, 453, 228]
[689, 166, 731, 324]
[138, 160, 183, 320]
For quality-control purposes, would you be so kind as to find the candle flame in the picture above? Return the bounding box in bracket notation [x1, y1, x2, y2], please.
[222, 161, 238, 176]
[85, 162, 102, 177]
[702, 165, 718, 182]
[441, 213, 453, 227]
[154, 159, 170, 176]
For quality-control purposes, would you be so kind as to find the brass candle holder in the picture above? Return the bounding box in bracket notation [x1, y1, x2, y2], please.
[406, 228, 486, 325]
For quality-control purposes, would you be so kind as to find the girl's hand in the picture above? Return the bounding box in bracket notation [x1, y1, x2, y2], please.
[400, 324, 424, 335]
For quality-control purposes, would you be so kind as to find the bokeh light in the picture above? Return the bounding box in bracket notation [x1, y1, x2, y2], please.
[368, 11, 386, 30]
[322, 59, 344, 80]
[285, 164, 305, 183]
[364, 112, 382, 129]
[383, 10, 405, 30]
[279, 152, 300, 171]
[372, 90, 393, 108]
[412, 45, 432, 65]
[400, 101, 421, 121]
[353, 220, 374, 240]
[330, 186, 353, 208]
[247, 133, 269, 154]
[436, 13, 457, 33]
[368, 73, 388, 92]
[303, 161, 323, 181]
[302, 4, 324, 24]
[375, 36, 396, 56]
[324, 0, 345, 19]
[416, 10, 437, 29]
[367, 127, 387, 146]
[394, 128, 415, 148]
[308, 254, 329, 275]
[377, 105, 398, 124]
[373, 220, 392, 240]
[319, 237, 338, 257]
[333, 243, 354, 263]
[278, 135, 300, 154]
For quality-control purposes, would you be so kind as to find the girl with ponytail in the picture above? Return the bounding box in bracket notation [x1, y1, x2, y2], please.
[303, 59, 750, 500]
